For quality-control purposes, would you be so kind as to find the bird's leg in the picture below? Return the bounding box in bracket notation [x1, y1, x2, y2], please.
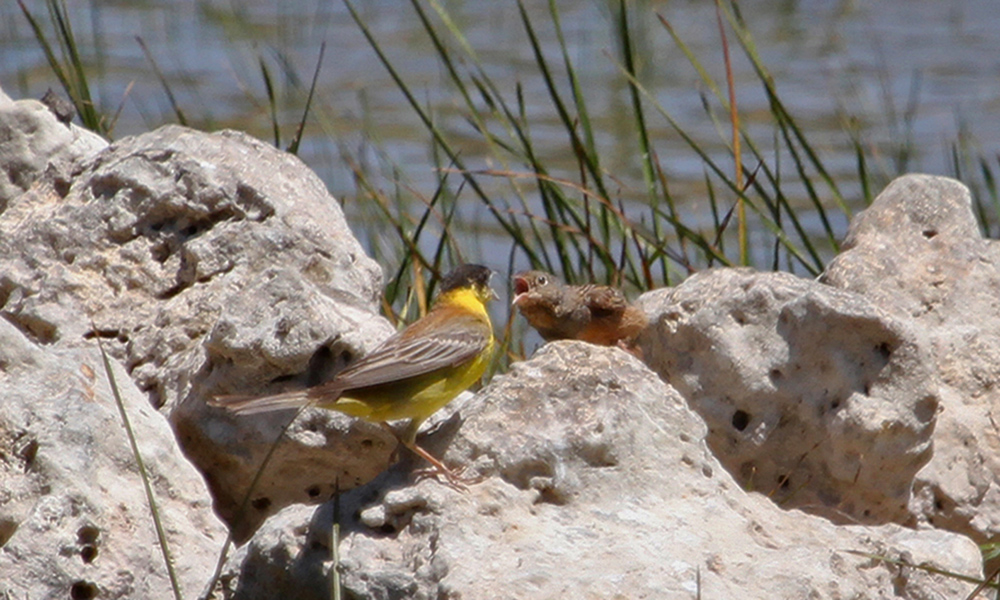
[382, 421, 470, 490]
[617, 339, 644, 360]
[404, 441, 469, 490]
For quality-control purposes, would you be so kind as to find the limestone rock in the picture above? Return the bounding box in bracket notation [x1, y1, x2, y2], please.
[228, 343, 981, 599]
[217, 504, 332, 600]
[636, 268, 939, 526]
[0, 85, 107, 210]
[0, 319, 227, 600]
[822, 173, 1000, 552]
[0, 124, 395, 540]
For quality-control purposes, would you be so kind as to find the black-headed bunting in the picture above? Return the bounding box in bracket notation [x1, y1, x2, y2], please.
[211, 264, 496, 488]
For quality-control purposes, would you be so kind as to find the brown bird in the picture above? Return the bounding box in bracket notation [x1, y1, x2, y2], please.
[210, 264, 497, 487]
[512, 270, 647, 349]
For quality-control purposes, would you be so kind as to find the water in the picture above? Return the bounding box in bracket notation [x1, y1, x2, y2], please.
[2, 0, 998, 271]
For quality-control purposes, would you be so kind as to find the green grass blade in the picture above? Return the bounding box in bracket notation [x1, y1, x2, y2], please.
[136, 36, 189, 126]
[548, 0, 598, 168]
[18, 1, 71, 96]
[259, 56, 280, 147]
[616, 0, 656, 200]
[199, 406, 307, 600]
[610, 56, 821, 274]
[288, 41, 326, 155]
[48, 0, 102, 133]
[93, 332, 183, 600]
[18, 0, 107, 134]
[344, 0, 541, 267]
[331, 479, 342, 600]
[980, 156, 999, 232]
[719, 1, 848, 216]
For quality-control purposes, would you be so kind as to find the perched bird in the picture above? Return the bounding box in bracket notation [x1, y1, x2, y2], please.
[512, 270, 647, 349]
[210, 263, 497, 487]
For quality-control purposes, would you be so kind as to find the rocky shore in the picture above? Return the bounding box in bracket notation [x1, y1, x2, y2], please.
[1, 86, 995, 598]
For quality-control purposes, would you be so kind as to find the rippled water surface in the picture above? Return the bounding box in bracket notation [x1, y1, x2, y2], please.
[2, 0, 998, 264]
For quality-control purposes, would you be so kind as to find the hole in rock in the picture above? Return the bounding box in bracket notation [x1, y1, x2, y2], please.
[77, 525, 100, 544]
[306, 485, 322, 498]
[70, 581, 99, 600]
[914, 395, 938, 424]
[538, 486, 568, 505]
[731, 410, 750, 432]
[20, 438, 39, 469]
[922, 229, 937, 239]
[251, 497, 272, 511]
[151, 241, 171, 263]
[307, 345, 336, 387]
[0, 518, 19, 547]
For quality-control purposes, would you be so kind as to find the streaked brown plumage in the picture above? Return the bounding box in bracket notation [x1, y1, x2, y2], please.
[210, 264, 496, 487]
[512, 270, 647, 348]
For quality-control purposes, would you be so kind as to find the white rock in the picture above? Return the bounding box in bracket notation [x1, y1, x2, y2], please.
[0, 85, 107, 209]
[0, 319, 227, 600]
[0, 124, 396, 541]
[823, 173, 1000, 562]
[637, 267, 938, 525]
[234, 343, 980, 598]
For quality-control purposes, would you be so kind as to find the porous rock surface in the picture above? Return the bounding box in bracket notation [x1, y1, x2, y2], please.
[1, 86, 992, 599]
[225, 343, 981, 599]
[822, 174, 1000, 553]
[637, 268, 939, 526]
[0, 318, 227, 600]
[0, 122, 397, 541]
[0, 87, 107, 210]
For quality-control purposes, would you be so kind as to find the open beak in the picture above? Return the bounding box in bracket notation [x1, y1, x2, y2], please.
[512, 275, 529, 306]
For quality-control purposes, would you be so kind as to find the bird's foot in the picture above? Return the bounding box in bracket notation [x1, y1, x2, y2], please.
[413, 464, 481, 492]
[407, 443, 482, 491]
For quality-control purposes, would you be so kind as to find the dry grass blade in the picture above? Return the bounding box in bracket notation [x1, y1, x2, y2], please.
[841, 549, 999, 594]
[715, 0, 746, 265]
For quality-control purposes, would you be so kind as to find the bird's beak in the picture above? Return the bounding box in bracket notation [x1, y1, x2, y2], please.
[486, 271, 500, 301]
[512, 275, 529, 306]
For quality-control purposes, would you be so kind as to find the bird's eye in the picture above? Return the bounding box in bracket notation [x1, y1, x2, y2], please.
[538, 275, 547, 285]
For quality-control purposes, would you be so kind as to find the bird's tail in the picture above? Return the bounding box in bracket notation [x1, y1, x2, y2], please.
[208, 389, 315, 415]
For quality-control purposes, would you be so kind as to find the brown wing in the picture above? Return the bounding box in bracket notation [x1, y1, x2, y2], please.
[578, 285, 628, 318]
[211, 307, 491, 415]
[332, 308, 491, 392]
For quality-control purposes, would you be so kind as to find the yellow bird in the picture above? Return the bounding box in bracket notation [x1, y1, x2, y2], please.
[512, 270, 647, 349]
[211, 263, 496, 486]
